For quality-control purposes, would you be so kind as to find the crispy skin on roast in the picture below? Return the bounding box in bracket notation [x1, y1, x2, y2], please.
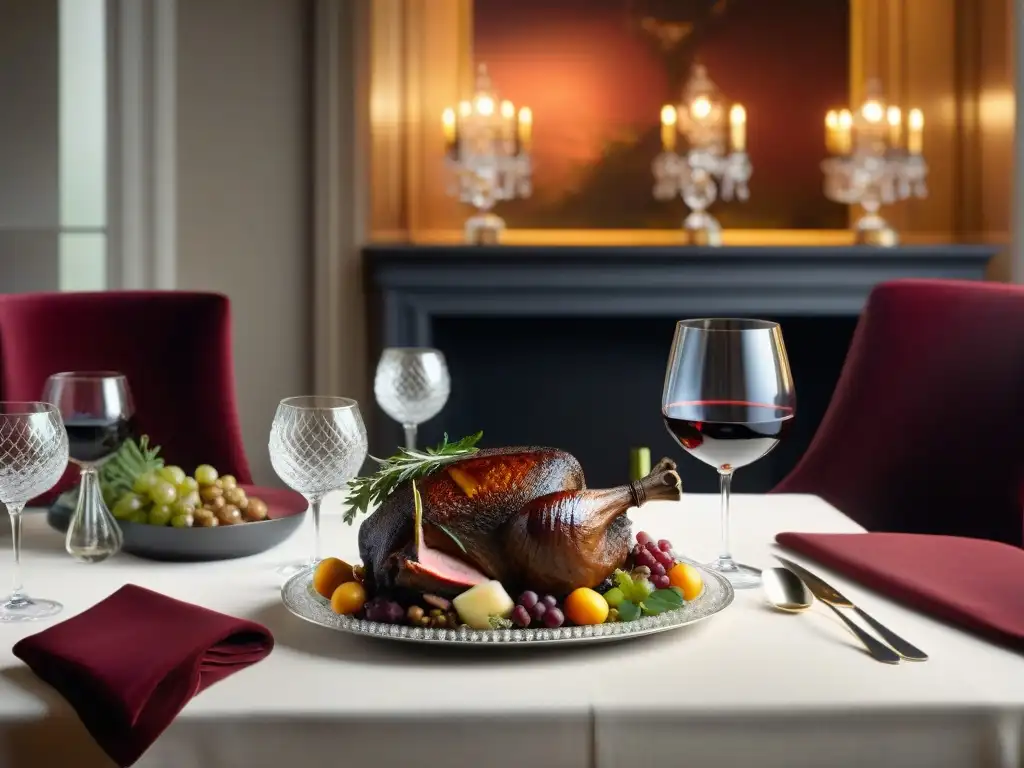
[357, 447, 681, 597]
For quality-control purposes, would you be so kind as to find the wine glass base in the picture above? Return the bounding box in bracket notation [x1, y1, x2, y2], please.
[275, 559, 317, 578]
[705, 560, 762, 589]
[0, 596, 63, 622]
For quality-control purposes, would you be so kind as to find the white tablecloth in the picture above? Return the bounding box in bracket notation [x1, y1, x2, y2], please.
[0, 494, 1020, 768]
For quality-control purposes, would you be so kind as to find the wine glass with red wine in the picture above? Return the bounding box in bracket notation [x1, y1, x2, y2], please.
[43, 372, 133, 562]
[661, 319, 795, 589]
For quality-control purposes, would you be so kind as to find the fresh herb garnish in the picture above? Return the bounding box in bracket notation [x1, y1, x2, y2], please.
[488, 615, 514, 630]
[57, 435, 163, 508]
[611, 569, 685, 622]
[343, 432, 483, 524]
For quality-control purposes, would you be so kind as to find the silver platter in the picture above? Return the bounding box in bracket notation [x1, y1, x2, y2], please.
[281, 563, 735, 647]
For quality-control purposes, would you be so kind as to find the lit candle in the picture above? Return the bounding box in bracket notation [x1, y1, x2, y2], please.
[886, 106, 901, 148]
[458, 100, 472, 119]
[825, 110, 839, 153]
[729, 104, 746, 153]
[517, 106, 532, 153]
[836, 109, 853, 155]
[660, 104, 677, 152]
[442, 107, 457, 149]
[908, 108, 924, 154]
[500, 100, 515, 120]
[476, 95, 495, 117]
[691, 95, 712, 122]
[862, 99, 884, 124]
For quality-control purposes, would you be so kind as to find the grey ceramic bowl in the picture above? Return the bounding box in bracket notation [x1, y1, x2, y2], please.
[48, 484, 307, 562]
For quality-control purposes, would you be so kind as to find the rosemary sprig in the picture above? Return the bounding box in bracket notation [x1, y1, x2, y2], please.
[343, 431, 483, 525]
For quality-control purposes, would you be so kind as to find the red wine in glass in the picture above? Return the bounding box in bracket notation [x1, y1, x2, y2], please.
[663, 400, 794, 473]
[64, 416, 134, 465]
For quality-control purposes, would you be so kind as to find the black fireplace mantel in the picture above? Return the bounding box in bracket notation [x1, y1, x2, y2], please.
[366, 244, 998, 347]
[364, 243, 998, 486]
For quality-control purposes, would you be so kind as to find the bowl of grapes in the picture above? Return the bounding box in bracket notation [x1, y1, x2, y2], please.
[48, 435, 307, 561]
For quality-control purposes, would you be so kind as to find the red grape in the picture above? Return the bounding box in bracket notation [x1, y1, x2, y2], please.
[542, 607, 565, 628]
[636, 549, 657, 569]
[658, 539, 673, 552]
[655, 549, 674, 568]
[651, 562, 666, 577]
[512, 605, 531, 628]
[541, 595, 558, 608]
[636, 531, 654, 546]
[518, 591, 539, 610]
[645, 540, 660, 554]
[529, 601, 548, 621]
[652, 574, 671, 589]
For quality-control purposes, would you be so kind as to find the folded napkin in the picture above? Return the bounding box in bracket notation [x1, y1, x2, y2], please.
[776, 531, 1024, 650]
[13, 584, 274, 767]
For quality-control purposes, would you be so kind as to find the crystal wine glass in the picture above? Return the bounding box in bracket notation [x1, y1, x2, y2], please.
[374, 348, 451, 449]
[268, 396, 367, 576]
[661, 319, 796, 589]
[0, 402, 69, 620]
[43, 372, 132, 563]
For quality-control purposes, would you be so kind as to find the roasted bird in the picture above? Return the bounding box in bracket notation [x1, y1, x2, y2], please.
[358, 447, 682, 598]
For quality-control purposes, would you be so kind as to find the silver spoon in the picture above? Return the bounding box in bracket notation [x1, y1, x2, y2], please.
[762, 566, 813, 612]
[762, 567, 900, 664]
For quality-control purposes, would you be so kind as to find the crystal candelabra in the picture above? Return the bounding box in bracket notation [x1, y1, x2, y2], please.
[821, 80, 928, 246]
[652, 65, 751, 246]
[442, 65, 532, 244]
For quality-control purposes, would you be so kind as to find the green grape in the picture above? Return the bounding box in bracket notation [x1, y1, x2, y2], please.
[159, 466, 187, 486]
[171, 498, 195, 517]
[149, 479, 177, 505]
[148, 504, 173, 526]
[180, 490, 200, 508]
[603, 587, 625, 608]
[631, 577, 655, 603]
[194, 464, 218, 486]
[127, 509, 149, 524]
[170, 513, 194, 528]
[132, 471, 159, 495]
[112, 493, 145, 520]
[177, 477, 199, 495]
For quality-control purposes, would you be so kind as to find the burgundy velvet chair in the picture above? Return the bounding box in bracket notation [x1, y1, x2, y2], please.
[0, 291, 252, 504]
[773, 279, 1024, 548]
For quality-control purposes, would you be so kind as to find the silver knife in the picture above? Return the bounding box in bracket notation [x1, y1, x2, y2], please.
[775, 555, 928, 663]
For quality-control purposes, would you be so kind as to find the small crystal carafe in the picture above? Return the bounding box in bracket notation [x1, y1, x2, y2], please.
[66, 468, 123, 563]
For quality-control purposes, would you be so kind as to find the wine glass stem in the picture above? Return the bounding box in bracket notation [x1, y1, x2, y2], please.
[403, 423, 417, 450]
[7, 503, 24, 600]
[308, 495, 323, 566]
[717, 469, 736, 570]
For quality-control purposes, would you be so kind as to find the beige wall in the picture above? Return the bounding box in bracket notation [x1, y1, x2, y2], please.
[175, 0, 313, 485]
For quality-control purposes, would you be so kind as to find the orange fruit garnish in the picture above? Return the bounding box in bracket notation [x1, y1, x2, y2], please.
[313, 557, 355, 599]
[330, 581, 367, 615]
[668, 562, 703, 601]
[564, 587, 610, 626]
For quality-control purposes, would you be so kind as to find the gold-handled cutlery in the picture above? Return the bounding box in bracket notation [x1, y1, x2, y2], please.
[774, 555, 928, 663]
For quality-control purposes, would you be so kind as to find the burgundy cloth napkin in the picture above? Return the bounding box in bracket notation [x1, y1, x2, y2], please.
[12, 584, 274, 767]
[776, 531, 1024, 650]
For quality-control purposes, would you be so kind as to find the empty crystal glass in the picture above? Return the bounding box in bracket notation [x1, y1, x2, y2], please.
[0, 402, 69, 621]
[374, 347, 451, 449]
[43, 372, 131, 563]
[269, 396, 368, 575]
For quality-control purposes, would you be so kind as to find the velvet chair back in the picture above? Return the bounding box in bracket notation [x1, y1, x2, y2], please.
[0, 291, 252, 503]
[773, 279, 1024, 547]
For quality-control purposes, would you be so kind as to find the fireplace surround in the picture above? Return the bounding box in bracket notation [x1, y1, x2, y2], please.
[364, 244, 996, 491]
